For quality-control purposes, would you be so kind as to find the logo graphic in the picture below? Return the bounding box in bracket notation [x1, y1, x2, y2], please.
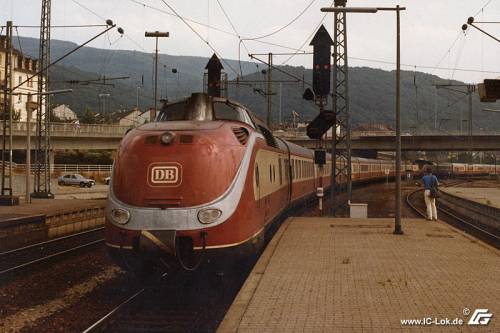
[468, 309, 493, 325]
[148, 163, 182, 187]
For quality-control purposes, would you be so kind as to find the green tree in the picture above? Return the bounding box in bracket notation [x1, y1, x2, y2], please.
[80, 108, 97, 124]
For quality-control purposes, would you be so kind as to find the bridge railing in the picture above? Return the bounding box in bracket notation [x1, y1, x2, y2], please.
[3, 121, 131, 138]
[274, 129, 500, 138]
[10, 163, 113, 173]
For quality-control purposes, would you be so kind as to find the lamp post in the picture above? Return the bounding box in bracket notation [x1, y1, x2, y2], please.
[145, 31, 169, 122]
[321, 4, 406, 234]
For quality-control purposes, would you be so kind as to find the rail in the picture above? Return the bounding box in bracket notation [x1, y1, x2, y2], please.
[0, 228, 105, 277]
[405, 183, 500, 248]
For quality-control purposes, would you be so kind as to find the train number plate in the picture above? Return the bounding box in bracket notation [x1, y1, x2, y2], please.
[148, 163, 182, 187]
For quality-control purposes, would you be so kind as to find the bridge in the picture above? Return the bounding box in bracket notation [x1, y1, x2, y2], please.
[6, 121, 128, 150]
[4, 122, 500, 151]
[282, 134, 500, 151]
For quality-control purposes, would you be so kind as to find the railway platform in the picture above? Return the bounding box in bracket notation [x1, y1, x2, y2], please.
[0, 199, 106, 251]
[441, 187, 500, 209]
[218, 217, 499, 332]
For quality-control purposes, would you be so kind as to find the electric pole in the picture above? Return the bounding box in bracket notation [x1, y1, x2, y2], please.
[33, 0, 54, 199]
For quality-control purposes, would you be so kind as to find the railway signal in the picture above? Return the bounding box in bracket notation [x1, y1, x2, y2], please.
[205, 54, 224, 98]
[310, 25, 333, 99]
[306, 25, 335, 139]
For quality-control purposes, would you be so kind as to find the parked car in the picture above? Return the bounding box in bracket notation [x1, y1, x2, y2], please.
[104, 176, 111, 185]
[58, 174, 96, 188]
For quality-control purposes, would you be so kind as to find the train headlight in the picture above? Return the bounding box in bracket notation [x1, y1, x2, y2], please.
[197, 208, 222, 224]
[111, 208, 130, 225]
[160, 131, 175, 145]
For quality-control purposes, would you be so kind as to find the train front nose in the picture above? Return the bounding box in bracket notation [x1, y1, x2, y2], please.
[112, 122, 246, 208]
[106, 118, 249, 267]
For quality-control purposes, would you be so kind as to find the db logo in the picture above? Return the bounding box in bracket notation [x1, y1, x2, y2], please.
[148, 163, 182, 187]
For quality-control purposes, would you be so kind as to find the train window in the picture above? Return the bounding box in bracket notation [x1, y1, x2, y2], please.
[279, 159, 283, 185]
[255, 165, 260, 187]
[157, 102, 188, 121]
[157, 97, 255, 127]
[214, 102, 255, 127]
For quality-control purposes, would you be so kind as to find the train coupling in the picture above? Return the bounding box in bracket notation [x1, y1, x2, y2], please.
[139, 230, 176, 256]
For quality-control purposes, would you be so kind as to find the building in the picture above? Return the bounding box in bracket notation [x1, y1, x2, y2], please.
[52, 104, 77, 121]
[117, 108, 149, 127]
[0, 36, 40, 122]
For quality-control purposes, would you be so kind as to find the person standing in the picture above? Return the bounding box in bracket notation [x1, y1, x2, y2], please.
[422, 166, 439, 221]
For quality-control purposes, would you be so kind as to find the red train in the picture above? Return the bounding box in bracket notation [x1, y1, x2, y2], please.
[105, 93, 488, 274]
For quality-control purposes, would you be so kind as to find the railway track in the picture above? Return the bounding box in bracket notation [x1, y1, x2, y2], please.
[82, 266, 252, 333]
[405, 184, 500, 249]
[0, 227, 105, 278]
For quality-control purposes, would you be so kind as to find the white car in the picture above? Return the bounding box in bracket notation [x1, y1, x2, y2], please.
[58, 174, 96, 188]
[104, 176, 111, 185]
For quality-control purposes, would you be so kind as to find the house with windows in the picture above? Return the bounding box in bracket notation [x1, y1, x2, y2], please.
[116, 108, 149, 127]
[0, 36, 41, 122]
[52, 104, 77, 121]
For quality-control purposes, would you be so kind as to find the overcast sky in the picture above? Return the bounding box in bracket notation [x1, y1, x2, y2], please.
[2, 0, 499, 83]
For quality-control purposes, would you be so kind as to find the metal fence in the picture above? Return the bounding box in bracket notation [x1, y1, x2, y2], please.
[4, 121, 130, 137]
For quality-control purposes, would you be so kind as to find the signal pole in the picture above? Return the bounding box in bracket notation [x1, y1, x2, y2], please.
[145, 31, 169, 122]
[0, 21, 18, 205]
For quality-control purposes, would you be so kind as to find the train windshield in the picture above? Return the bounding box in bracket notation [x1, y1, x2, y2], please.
[157, 94, 254, 127]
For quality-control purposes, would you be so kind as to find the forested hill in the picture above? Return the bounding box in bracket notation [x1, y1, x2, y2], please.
[18, 36, 500, 131]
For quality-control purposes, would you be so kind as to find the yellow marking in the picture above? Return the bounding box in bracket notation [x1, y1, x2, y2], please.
[193, 226, 265, 250]
[105, 242, 133, 250]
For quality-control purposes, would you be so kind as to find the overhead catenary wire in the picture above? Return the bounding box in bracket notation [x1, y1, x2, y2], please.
[69, 0, 198, 82]
[243, 0, 318, 41]
[3, 24, 109, 28]
[159, 0, 239, 76]
[349, 56, 500, 75]
[127, 0, 235, 37]
[215, 0, 252, 76]
[281, 0, 334, 65]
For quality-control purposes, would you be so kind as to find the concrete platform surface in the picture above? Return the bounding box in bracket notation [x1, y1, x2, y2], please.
[219, 218, 499, 332]
[441, 187, 500, 209]
[0, 198, 106, 223]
